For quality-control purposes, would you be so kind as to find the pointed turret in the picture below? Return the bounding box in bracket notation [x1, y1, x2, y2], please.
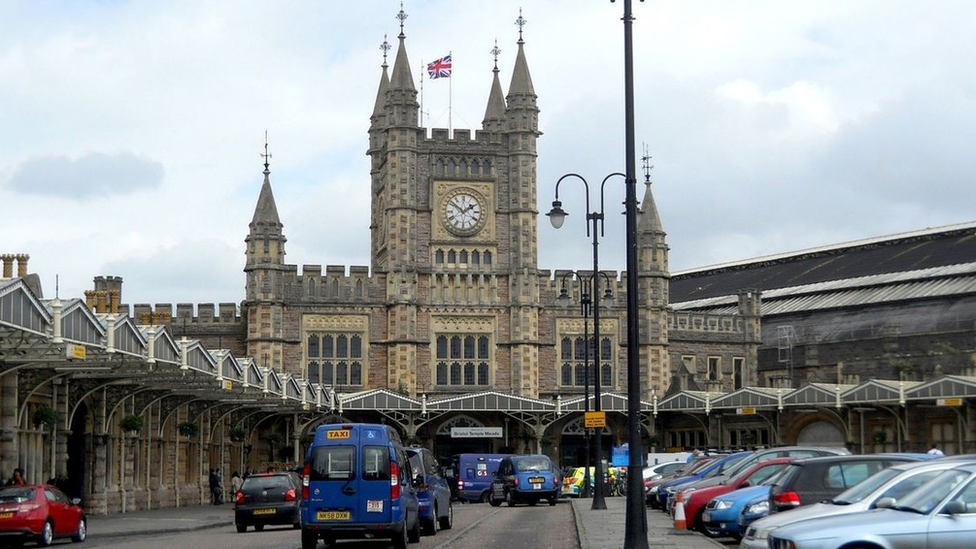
[389, 34, 416, 94]
[371, 35, 392, 123]
[483, 40, 507, 132]
[507, 38, 536, 97]
[245, 147, 286, 272]
[638, 177, 664, 235]
[385, 8, 419, 130]
[505, 15, 539, 136]
[250, 167, 282, 228]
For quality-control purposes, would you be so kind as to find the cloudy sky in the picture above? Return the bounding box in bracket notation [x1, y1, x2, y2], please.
[2, 0, 974, 306]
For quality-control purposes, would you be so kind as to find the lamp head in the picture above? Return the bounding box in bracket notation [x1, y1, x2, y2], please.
[557, 287, 571, 308]
[604, 287, 613, 300]
[547, 200, 567, 229]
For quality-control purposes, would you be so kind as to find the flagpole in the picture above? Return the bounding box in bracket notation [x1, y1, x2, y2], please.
[420, 59, 425, 127]
[448, 50, 453, 133]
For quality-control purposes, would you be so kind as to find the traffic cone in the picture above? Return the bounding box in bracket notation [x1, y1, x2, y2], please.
[673, 491, 687, 530]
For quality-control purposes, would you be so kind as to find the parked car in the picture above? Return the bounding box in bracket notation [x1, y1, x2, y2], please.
[679, 457, 791, 533]
[452, 453, 511, 503]
[488, 454, 560, 507]
[234, 471, 302, 532]
[647, 457, 715, 506]
[768, 454, 926, 514]
[768, 462, 976, 549]
[683, 446, 852, 495]
[406, 447, 453, 534]
[0, 484, 86, 546]
[701, 484, 774, 539]
[300, 423, 421, 549]
[742, 458, 965, 549]
[658, 452, 750, 510]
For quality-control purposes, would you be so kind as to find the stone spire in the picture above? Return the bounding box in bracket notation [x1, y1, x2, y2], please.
[638, 173, 664, 235]
[508, 9, 535, 97]
[389, 4, 416, 93]
[251, 157, 281, 227]
[482, 39, 506, 132]
[372, 35, 392, 120]
[246, 137, 286, 270]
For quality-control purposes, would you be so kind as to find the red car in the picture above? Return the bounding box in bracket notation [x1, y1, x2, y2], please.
[680, 458, 791, 533]
[0, 484, 87, 546]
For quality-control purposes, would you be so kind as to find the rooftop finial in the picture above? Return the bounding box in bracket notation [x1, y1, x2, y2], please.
[262, 130, 272, 172]
[515, 8, 527, 44]
[491, 38, 501, 71]
[641, 142, 653, 185]
[380, 34, 391, 67]
[396, 1, 408, 39]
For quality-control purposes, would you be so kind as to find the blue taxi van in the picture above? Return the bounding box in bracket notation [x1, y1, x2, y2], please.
[300, 423, 421, 549]
[453, 453, 511, 503]
[488, 454, 561, 507]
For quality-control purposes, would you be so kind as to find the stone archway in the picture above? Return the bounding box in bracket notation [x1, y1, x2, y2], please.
[434, 415, 492, 460]
[797, 420, 846, 447]
[559, 416, 612, 469]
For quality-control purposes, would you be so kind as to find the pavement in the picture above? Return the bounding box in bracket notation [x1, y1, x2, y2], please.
[86, 504, 234, 539]
[572, 497, 728, 549]
[86, 498, 726, 548]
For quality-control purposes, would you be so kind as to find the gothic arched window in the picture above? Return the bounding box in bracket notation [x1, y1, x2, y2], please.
[307, 335, 319, 357]
[561, 363, 572, 385]
[471, 251, 480, 264]
[459, 159, 468, 175]
[350, 363, 362, 385]
[308, 361, 320, 384]
[477, 363, 489, 385]
[435, 159, 445, 176]
[483, 251, 492, 265]
[450, 362, 461, 385]
[436, 363, 447, 385]
[470, 160, 480, 175]
[355, 279, 364, 298]
[332, 279, 340, 296]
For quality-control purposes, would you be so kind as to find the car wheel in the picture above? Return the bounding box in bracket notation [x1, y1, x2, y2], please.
[301, 528, 318, 549]
[253, 524, 264, 532]
[548, 497, 557, 506]
[38, 521, 54, 547]
[489, 494, 502, 507]
[72, 517, 87, 542]
[422, 504, 438, 536]
[481, 491, 491, 504]
[506, 490, 516, 507]
[439, 502, 453, 530]
[407, 512, 421, 543]
[236, 524, 247, 533]
[528, 499, 537, 506]
[392, 517, 408, 549]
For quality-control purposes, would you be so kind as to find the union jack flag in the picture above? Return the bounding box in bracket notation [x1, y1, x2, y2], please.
[427, 55, 452, 79]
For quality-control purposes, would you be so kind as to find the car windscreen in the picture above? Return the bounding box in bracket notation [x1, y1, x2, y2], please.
[362, 446, 391, 481]
[242, 475, 293, 491]
[831, 467, 900, 505]
[310, 446, 355, 481]
[514, 457, 550, 473]
[0, 487, 34, 503]
[706, 455, 746, 477]
[896, 469, 970, 514]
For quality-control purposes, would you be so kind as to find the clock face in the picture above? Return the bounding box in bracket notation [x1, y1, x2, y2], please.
[443, 192, 485, 235]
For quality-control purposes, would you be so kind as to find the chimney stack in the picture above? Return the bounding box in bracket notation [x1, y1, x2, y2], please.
[15, 254, 29, 277]
[1, 255, 14, 278]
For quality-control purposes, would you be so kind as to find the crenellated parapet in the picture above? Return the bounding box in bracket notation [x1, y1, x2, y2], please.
[541, 269, 630, 307]
[285, 264, 381, 303]
[669, 310, 745, 336]
[426, 127, 505, 148]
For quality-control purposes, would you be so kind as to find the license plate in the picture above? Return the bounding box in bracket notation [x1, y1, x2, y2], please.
[528, 477, 545, 484]
[532, 483, 542, 489]
[317, 511, 351, 521]
[367, 500, 384, 513]
[702, 511, 711, 522]
[0, 512, 12, 519]
[252, 508, 276, 515]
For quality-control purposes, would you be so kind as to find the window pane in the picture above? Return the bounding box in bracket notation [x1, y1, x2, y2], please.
[450, 362, 461, 385]
[601, 364, 612, 386]
[484, 251, 492, 265]
[601, 338, 612, 361]
[574, 337, 585, 360]
[472, 251, 480, 264]
[337, 335, 348, 358]
[435, 250, 444, 264]
[460, 250, 468, 263]
[323, 362, 334, 384]
[350, 362, 362, 385]
[478, 336, 489, 359]
[337, 361, 348, 384]
[575, 364, 586, 386]
[362, 446, 391, 481]
[437, 336, 448, 359]
[464, 363, 475, 385]
[322, 335, 334, 358]
[562, 363, 572, 385]
[464, 336, 475, 359]
[310, 446, 354, 481]
[351, 335, 362, 358]
[308, 361, 320, 384]
[477, 363, 488, 385]
[436, 363, 447, 385]
[561, 337, 571, 359]
[307, 335, 319, 357]
[450, 336, 461, 359]
[448, 250, 456, 263]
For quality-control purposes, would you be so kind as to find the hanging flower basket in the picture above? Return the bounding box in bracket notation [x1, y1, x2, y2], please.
[872, 431, 888, 444]
[178, 421, 200, 439]
[229, 427, 246, 443]
[33, 407, 57, 429]
[120, 415, 144, 434]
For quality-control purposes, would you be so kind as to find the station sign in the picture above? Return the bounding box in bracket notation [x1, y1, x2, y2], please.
[65, 344, 86, 360]
[222, 380, 233, 391]
[451, 427, 503, 438]
[584, 411, 606, 428]
[736, 407, 757, 415]
[938, 398, 963, 407]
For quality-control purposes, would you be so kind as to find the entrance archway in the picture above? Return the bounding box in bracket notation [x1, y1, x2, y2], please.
[797, 420, 845, 447]
[560, 416, 612, 468]
[66, 402, 87, 501]
[435, 415, 492, 462]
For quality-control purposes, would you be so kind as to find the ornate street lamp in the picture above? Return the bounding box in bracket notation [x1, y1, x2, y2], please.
[548, 172, 624, 510]
[556, 271, 614, 499]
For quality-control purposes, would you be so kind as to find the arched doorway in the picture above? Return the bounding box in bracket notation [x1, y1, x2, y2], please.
[560, 416, 612, 468]
[434, 415, 492, 462]
[66, 402, 87, 501]
[797, 420, 845, 447]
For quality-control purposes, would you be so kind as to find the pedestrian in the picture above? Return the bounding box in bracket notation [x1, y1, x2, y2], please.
[231, 471, 242, 495]
[685, 448, 701, 463]
[208, 469, 218, 504]
[928, 443, 945, 456]
[6, 468, 26, 486]
[214, 468, 224, 505]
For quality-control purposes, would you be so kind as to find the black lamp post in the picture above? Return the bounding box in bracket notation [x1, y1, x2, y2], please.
[548, 172, 624, 511]
[557, 271, 614, 499]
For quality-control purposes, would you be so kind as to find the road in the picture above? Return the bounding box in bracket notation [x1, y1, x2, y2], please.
[80, 500, 579, 549]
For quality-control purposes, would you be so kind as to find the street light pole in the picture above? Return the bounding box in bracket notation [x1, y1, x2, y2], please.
[549, 173, 624, 511]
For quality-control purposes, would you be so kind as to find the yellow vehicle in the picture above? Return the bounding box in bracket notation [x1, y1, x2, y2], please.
[560, 467, 620, 497]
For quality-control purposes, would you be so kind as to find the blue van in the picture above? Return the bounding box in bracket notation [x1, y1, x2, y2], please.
[300, 423, 421, 549]
[453, 453, 511, 503]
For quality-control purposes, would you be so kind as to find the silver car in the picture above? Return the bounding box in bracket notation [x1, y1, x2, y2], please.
[768, 462, 976, 549]
[741, 459, 960, 549]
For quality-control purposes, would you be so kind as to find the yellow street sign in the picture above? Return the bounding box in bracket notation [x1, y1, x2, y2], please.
[584, 411, 606, 428]
[938, 398, 963, 407]
[737, 407, 757, 415]
[222, 380, 233, 391]
[65, 344, 86, 360]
